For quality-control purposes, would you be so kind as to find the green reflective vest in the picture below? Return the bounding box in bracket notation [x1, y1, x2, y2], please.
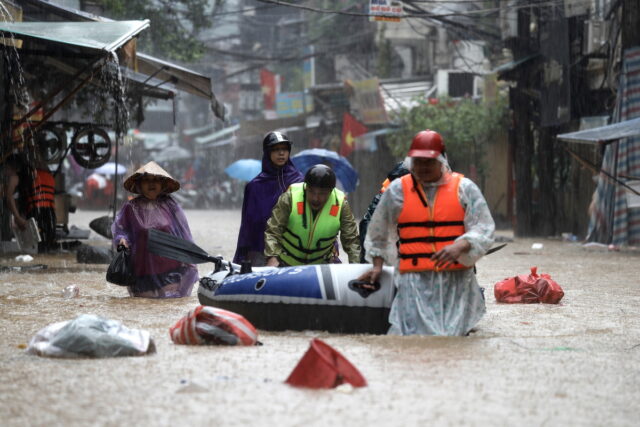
[279, 183, 345, 266]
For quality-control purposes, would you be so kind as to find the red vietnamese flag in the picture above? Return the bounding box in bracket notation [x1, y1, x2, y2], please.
[260, 68, 277, 110]
[340, 112, 368, 157]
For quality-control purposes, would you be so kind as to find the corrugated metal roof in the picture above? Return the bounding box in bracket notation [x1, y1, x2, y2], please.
[380, 80, 434, 113]
[0, 20, 149, 53]
[557, 118, 640, 144]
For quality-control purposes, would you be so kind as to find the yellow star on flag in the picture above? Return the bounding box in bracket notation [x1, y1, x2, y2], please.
[345, 131, 354, 147]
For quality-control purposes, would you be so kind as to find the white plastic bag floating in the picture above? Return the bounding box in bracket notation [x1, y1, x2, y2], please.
[26, 314, 155, 358]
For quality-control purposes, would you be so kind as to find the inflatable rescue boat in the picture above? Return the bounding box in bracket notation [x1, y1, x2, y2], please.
[198, 263, 395, 334]
[145, 229, 395, 334]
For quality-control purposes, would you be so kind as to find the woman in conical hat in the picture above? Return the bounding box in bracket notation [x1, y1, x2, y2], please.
[112, 161, 198, 298]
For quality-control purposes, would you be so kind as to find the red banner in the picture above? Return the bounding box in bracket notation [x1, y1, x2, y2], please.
[340, 113, 368, 157]
[260, 69, 278, 110]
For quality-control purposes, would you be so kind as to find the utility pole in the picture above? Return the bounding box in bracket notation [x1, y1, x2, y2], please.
[622, 0, 640, 49]
[537, 125, 557, 236]
[511, 7, 534, 236]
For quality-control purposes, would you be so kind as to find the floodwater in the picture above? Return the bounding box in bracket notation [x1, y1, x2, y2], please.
[1, 209, 639, 426]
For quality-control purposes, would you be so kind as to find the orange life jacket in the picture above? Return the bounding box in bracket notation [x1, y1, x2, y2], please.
[380, 178, 391, 193]
[26, 169, 55, 213]
[397, 172, 468, 273]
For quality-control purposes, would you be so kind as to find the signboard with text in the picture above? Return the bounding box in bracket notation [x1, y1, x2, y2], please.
[276, 92, 313, 117]
[369, 0, 403, 22]
[303, 46, 315, 89]
[350, 78, 388, 125]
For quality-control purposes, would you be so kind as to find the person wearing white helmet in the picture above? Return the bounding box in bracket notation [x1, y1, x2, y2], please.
[358, 130, 495, 336]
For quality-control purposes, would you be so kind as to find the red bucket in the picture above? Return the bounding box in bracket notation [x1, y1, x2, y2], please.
[285, 338, 367, 388]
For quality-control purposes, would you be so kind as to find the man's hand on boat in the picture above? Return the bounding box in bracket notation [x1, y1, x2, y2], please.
[357, 256, 384, 289]
[266, 256, 280, 267]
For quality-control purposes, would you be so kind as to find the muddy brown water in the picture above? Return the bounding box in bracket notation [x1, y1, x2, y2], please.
[1, 209, 639, 426]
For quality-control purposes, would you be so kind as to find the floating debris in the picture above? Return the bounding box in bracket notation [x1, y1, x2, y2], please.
[0, 264, 47, 273]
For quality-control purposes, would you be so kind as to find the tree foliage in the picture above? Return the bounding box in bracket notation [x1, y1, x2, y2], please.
[98, 0, 220, 62]
[376, 25, 392, 79]
[388, 95, 508, 188]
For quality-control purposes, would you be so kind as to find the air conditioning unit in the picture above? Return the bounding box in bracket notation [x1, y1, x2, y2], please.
[565, 0, 589, 17]
[436, 70, 480, 98]
[583, 20, 607, 55]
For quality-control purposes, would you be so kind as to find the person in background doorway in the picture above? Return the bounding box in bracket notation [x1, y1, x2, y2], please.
[112, 161, 198, 298]
[3, 151, 57, 252]
[358, 130, 495, 336]
[233, 131, 304, 266]
[0, 161, 8, 240]
[264, 164, 360, 266]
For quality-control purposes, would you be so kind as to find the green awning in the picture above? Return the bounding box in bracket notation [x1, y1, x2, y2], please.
[0, 20, 149, 53]
[0, 0, 225, 120]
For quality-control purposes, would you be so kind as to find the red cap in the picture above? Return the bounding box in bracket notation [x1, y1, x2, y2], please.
[407, 130, 445, 158]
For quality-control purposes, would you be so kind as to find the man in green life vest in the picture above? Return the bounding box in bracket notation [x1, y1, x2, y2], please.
[264, 164, 361, 266]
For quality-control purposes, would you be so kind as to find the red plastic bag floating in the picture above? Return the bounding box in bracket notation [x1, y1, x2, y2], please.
[170, 306, 258, 346]
[286, 338, 367, 389]
[494, 267, 564, 304]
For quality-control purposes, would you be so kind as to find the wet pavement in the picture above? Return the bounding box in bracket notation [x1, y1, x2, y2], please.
[1, 209, 639, 426]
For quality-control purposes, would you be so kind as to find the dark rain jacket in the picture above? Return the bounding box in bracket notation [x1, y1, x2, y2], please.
[233, 145, 304, 264]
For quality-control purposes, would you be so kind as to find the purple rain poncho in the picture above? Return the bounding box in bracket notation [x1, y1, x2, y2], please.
[112, 195, 198, 298]
[233, 148, 304, 264]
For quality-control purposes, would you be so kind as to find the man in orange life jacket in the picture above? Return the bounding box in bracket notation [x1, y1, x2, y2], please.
[359, 130, 495, 336]
[264, 164, 360, 267]
[4, 152, 57, 252]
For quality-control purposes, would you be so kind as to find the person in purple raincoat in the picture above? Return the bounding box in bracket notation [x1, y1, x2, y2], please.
[233, 131, 304, 266]
[112, 161, 198, 298]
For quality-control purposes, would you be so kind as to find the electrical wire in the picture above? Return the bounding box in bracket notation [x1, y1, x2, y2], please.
[255, 0, 591, 19]
[209, 29, 374, 62]
[208, 4, 276, 16]
[215, 0, 599, 81]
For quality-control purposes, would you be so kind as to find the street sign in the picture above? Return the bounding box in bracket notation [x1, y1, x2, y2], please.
[369, 0, 403, 22]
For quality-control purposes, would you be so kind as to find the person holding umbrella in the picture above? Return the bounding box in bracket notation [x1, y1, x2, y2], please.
[264, 164, 360, 266]
[233, 131, 304, 266]
[358, 130, 495, 336]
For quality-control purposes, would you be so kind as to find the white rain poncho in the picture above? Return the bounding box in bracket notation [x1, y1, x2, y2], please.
[364, 160, 495, 336]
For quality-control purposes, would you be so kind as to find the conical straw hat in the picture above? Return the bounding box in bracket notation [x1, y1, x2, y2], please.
[123, 161, 180, 194]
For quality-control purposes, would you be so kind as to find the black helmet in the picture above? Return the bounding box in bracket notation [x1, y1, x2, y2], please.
[304, 164, 336, 189]
[263, 131, 291, 151]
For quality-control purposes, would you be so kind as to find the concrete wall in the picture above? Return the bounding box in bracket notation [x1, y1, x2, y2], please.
[482, 129, 510, 227]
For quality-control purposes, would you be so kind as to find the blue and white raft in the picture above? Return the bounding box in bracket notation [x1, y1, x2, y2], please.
[197, 263, 395, 334]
